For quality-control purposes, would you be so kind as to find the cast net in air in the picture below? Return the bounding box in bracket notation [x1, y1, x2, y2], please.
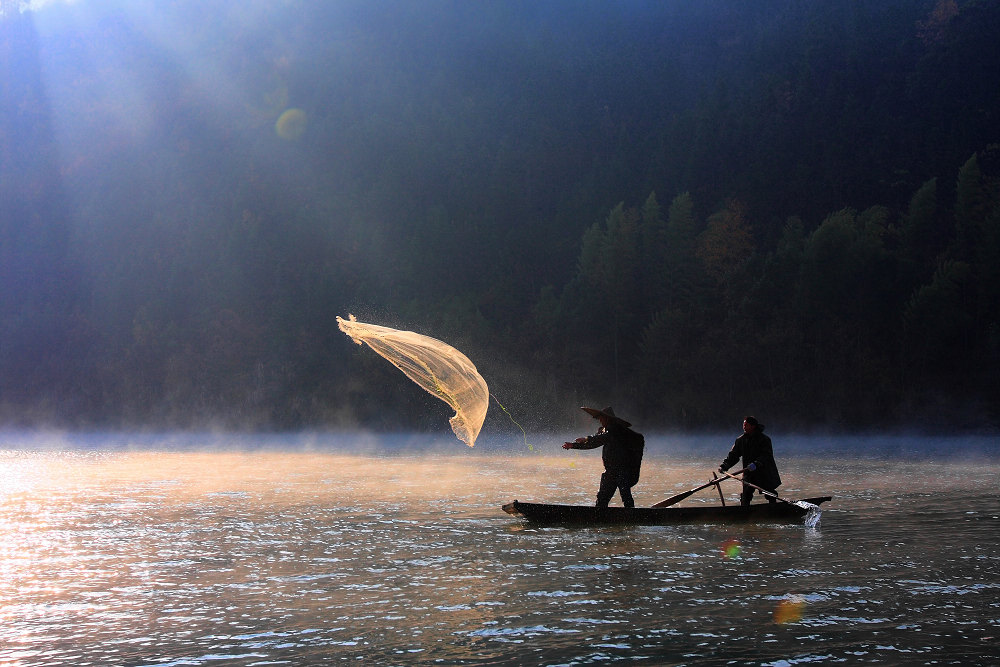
[337, 314, 490, 447]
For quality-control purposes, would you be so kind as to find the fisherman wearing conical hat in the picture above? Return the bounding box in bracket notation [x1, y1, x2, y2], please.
[563, 406, 645, 509]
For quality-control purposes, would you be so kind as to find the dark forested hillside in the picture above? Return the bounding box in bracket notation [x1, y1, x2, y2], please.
[1, 0, 998, 433]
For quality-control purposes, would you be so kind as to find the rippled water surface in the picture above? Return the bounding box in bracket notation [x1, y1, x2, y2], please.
[1, 436, 998, 666]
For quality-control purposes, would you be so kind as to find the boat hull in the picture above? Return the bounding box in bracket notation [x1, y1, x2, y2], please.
[502, 497, 832, 525]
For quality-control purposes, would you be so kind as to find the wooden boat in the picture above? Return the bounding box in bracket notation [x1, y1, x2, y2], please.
[502, 496, 832, 526]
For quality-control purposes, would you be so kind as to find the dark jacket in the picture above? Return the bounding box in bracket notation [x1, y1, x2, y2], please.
[572, 422, 645, 482]
[721, 430, 781, 490]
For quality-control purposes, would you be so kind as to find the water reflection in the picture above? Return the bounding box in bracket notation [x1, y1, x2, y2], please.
[0, 445, 998, 665]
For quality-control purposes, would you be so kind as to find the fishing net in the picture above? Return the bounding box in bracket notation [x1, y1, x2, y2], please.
[337, 314, 490, 447]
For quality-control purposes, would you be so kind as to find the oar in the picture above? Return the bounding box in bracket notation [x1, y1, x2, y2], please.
[712, 471, 726, 506]
[651, 467, 747, 508]
[716, 469, 817, 510]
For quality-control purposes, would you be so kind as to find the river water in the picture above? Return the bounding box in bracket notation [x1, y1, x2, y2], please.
[1, 433, 997, 666]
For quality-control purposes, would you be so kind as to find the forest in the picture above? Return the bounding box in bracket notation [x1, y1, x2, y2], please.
[1, 0, 998, 434]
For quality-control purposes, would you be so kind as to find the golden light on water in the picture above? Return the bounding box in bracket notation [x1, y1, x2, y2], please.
[1, 447, 998, 663]
[0, 449, 517, 648]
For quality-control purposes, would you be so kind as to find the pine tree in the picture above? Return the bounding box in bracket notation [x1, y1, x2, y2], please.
[900, 178, 942, 271]
[954, 154, 986, 261]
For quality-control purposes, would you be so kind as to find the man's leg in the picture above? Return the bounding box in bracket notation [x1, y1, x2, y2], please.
[596, 472, 616, 508]
[619, 483, 635, 509]
[740, 483, 754, 507]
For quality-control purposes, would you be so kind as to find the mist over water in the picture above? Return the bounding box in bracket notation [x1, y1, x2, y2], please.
[1, 432, 997, 665]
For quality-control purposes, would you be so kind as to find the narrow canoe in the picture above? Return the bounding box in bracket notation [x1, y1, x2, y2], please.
[502, 496, 832, 525]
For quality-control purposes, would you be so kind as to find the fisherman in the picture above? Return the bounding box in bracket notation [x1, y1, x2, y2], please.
[563, 406, 644, 508]
[719, 416, 781, 506]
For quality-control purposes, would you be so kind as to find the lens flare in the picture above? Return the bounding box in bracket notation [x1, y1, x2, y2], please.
[773, 596, 805, 624]
[721, 538, 741, 558]
[275, 108, 307, 140]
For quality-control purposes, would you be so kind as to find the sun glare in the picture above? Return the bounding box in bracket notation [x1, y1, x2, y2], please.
[17, 0, 80, 13]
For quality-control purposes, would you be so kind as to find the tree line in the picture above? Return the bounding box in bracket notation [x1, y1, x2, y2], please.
[1, 0, 998, 433]
[519, 152, 1000, 431]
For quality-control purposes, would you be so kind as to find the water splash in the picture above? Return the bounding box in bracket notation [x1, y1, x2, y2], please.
[798, 501, 822, 528]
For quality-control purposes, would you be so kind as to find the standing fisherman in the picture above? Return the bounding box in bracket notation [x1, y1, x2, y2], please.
[563, 406, 645, 508]
[719, 416, 781, 506]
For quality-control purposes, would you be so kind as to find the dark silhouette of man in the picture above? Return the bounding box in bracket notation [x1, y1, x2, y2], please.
[719, 416, 781, 506]
[563, 406, 644, 508]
